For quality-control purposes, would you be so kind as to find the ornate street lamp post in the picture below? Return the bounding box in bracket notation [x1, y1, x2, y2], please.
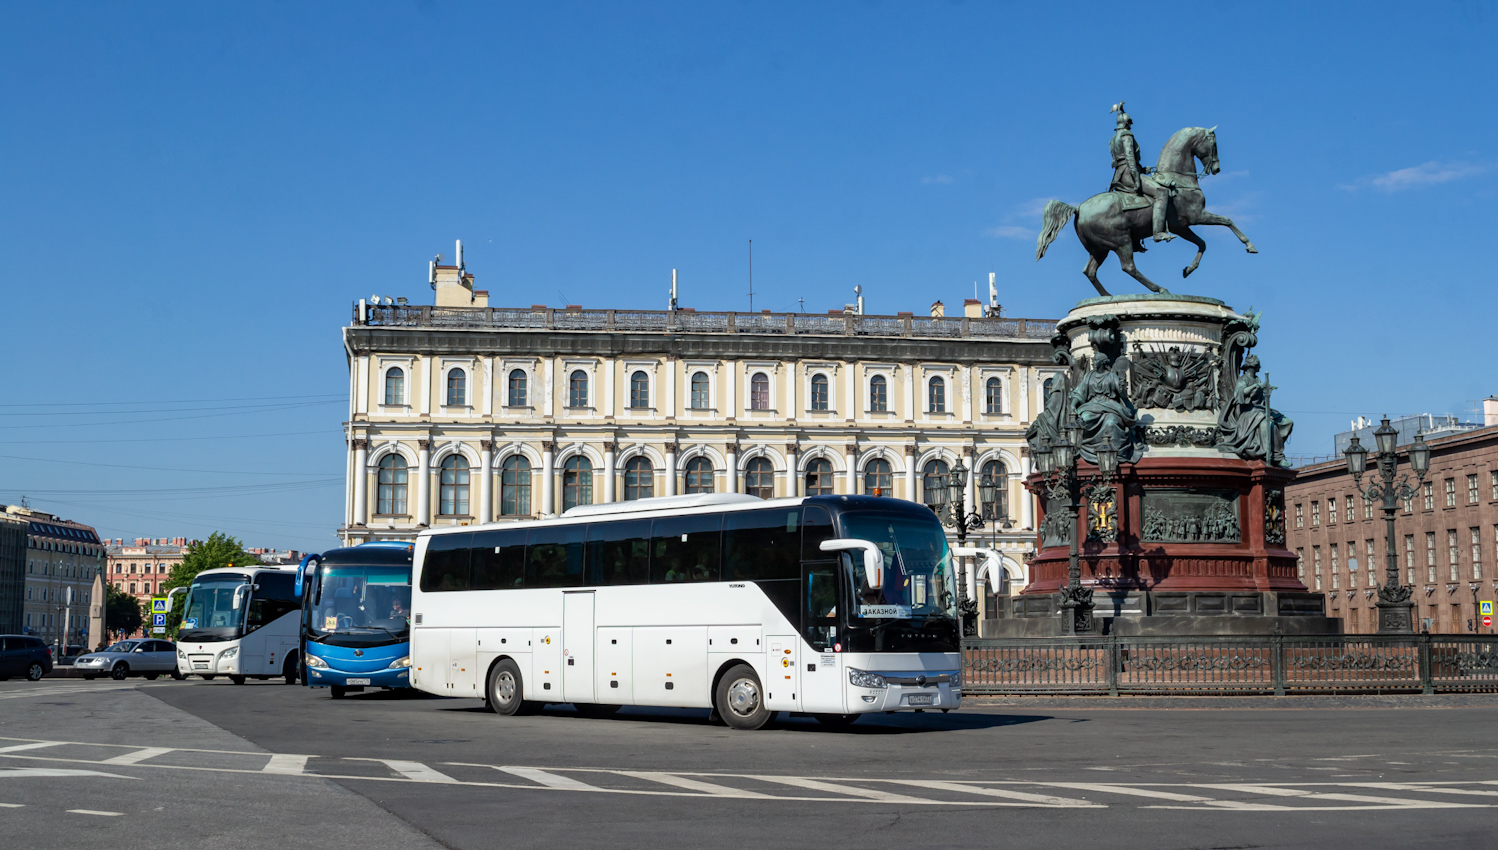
[1033, 419, 1121, 635]
[1343, 417, 1430, 634]
[933, 461, 1000, 636]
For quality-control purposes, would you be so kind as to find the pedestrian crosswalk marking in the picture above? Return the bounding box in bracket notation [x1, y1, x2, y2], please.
[617, 771, 771, 798]
[496, 766, 600, 791]
[102, 747, 173, 766]
[262, 754, 310, 775]
[891, 780, 1102, 807]
[352, 759, 457, 784]
[753, 775, 932, 804]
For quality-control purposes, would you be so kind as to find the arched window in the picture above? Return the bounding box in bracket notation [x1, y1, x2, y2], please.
[568, 370, 589, 408]
[446, 369, 467, 406]
[690, 372, 710, 409]
[384, 367, 405, 405]
[985, 377, 1003, 414]
[750, 372, 770, 410]
[439, 455, 470, 516]
[928, 377, 946, 413]
[869, 375, 888, 412]
[563, 456, 593, 511]
[980, 460, 1007, 520]
[805, 458, 834, 496]
[683, 457, 714, 494]
[864, 458, 893, 496]
[745, 457, 775, 499]
[629, 371, 650, 409]
[507, 369, 528, 407]
[624, 456, 654, 501]
[1043, 377, 1055, 401]
[501, 455, 531, 516]
[921, 459, 950, 509]
[809, 373, 829, 411]
[377, 454, 408, 515]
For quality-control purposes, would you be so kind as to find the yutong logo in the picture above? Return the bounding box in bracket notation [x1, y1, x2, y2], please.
[353, 649, 364, 657]
[915, 675, 927, 687]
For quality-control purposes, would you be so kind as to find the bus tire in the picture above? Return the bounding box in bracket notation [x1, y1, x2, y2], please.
[813, 713, 861, 728]
[331, 686, 348, 699]
[171, 669, 186, 681]
[575, 703, 620, 718]
[229, 675, 246, 685]
[487, 659, 527, 716]
[715, 664, 770, 731]
[201, 675, 216, 681]
[110, 663, 129, 681]
[282, 653, 299, 685]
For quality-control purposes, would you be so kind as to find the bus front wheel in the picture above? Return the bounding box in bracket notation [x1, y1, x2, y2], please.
[715, 664, 771, 731]
[487, 660, 529, 716]
[229, 675, 246, 685]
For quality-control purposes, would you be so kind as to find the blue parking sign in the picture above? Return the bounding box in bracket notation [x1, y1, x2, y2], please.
[152, 613, 167, 627]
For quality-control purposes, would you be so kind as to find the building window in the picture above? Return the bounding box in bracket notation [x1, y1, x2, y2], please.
[1366, 539, 1376, 583]
[439, 455, 469, 516]
[1296, 548, 1305, 578]
[1404, 534, 1415, 585]
[384, 367, 405, 405]
[1468, 474, 1479, 505]
[984, 377, 1003, 414]
[809, 374, 829, 412]
[1043, 377, 1054, 400]
[1423, 481, 1434, 510]
[1448, 529, 1459, 581]
[507, 370, 528, 407]
[980, 460, 1007, 519]
[928, 377, 946, 413]
[568, 370, 589, 408]
[377, 455, 408, 515]
[623, 457, 653, 501]
[1345, 496, 1354, 523]
[869, 375, 888, 412]
[1364, 496, 1374, 520]
[864, 458, 893, 496]
[1403, 493, 1413, 513]
[1295, 503, 1303, 529]
[921, 459, 950, 508]
[683, 457, 714, 494]
[805, 458, 834, 496]
[1426, 532, 1436, 583]
[1491, 471, 1498, 501]
[563, 457, 593, 511]
[1311, 501, 1320, 526]
[629, 371, 650, 409]
[1346, 542, 1357, 587]
[1445, 478, 1456, 508]
[690, 372, 710, 410]
[446, 369, 467, 406]
[1327, 500, 1336, 525]
[750, 372, 770, 410]
[129, 583, 136, 595]
[1330, 544, 1339, 588]
[745, 457, 774, 499]
[1471, 527, 1482, 580]
[1312, 546, 1322, 590]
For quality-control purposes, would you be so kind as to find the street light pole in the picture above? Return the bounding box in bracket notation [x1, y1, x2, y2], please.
[1343, 417, 1430, 634]
[1032, 413, 1121, 636]
[934, 460, 999, 636]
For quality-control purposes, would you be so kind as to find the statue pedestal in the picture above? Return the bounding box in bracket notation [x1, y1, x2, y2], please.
[995, 295, 1338, 638]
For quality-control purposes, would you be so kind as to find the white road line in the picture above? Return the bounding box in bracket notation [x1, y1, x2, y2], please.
[496, 766, 599, 791]
[754, 776, 932, 804]
[1199, 784, 1479, 809]
[0, 768, 136, 779]
[616, 771, 771, 799]
[0, 742, 61, 754]
[0, 803, 23, 808]
[101, 747, 173, 766]
[1354, 783, 1498, 798]
[68, 809, 123, 817]
[262, 754, 310, 775]
[1037, 782, 1286, 810]
[0, 685, 135, 700]
[365, 760, 458, 784]
[892, 781, 1103, 807]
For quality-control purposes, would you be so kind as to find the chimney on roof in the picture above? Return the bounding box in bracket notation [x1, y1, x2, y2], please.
[930, 300, 945, 318]
[1485, 397, 1498, 427]
[963, 299, 983, 319]
[432, 242, 487, 308]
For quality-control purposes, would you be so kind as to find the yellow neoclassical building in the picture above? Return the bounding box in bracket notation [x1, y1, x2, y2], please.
[340, 258, 1060, 573]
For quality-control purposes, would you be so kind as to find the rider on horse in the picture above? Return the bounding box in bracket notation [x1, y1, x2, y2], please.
[1108, 103, 1174, 243]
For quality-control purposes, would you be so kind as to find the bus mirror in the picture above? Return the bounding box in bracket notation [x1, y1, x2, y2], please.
[818, 539, 884, 590]
[166, 587, 186, 611]
[232, 585, 249, 610]
[295, 554, 321, 599]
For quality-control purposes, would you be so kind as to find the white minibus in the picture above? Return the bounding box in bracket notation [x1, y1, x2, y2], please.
[171, 565, 302, 685]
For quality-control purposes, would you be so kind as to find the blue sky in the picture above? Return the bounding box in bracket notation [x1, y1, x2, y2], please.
[2, 2, 1495, 550]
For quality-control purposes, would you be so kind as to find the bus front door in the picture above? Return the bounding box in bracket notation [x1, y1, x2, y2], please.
[562, 591, 596, 705]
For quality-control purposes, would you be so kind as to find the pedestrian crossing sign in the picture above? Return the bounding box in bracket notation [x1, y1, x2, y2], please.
[151, 597, 169, 614]
[1482, 600, 1493, 616]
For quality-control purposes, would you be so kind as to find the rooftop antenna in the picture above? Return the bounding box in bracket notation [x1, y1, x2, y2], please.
[455, 239, 464, 270]
[797, 296, 805, 313]
[669, 269, 679, 311]
[854, 284, 864, 315]
[988, 272, 999, 316]
[747, 239, 755, 312]
[429, 258, 437, 290]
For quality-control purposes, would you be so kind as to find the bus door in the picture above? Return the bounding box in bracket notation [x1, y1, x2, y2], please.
[799, 558, 844, 713]
[562, 591, 596, 704]
[765, 634, 799, 711]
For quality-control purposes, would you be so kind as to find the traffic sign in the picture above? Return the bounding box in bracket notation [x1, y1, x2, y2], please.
[151, 597, 169, 614]
[152, 613, 167, 627]
[152, 627, 165, 634]
[1484, 615, 1492, 628]
[1481, 600, 1493, 616]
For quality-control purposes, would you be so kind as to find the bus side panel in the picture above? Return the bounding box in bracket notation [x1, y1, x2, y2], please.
[410, 627, 446, 695]
[529, 626, 562, 700]
[477, 627, 531, 695]
[632, 626, 709, 709]
[450, 628, 478, 697]
[596, 627, 633, 705]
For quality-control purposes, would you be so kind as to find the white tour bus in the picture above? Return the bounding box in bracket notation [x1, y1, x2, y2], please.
[170, 565, 302, 685]
[410, 493, 962, 729]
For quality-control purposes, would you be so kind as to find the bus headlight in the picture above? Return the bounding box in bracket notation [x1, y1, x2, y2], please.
[177, 649, 186, 659]
[848, 668, 887, 690]
[388, 657, 410, 669]
[306, 655, 328, 668]
[219, 647, 238, 661]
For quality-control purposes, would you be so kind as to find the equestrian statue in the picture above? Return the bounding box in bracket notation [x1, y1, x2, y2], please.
[1035, 103, 1258, 296]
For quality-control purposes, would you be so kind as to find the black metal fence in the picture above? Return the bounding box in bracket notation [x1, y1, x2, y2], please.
[961, 634, 1498, 695]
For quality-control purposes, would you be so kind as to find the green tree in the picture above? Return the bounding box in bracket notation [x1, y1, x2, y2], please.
[160, 533, 259, 636]
[104, 584, 143, 641]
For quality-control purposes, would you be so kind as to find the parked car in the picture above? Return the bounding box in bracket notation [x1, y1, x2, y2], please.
[72, 640, 184, 681]
[0, 635, 53, 681]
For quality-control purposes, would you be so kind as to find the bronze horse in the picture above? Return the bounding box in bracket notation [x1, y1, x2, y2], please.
[1036, 126, 1257, 296]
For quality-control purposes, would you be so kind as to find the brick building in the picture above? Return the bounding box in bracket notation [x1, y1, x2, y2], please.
[1287, 417, 1498, 634]
[103, 537, 192, 604]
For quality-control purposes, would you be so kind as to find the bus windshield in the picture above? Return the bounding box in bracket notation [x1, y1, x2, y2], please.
[308, 563, 411, 643]
[180, 574, 249, 640]
[838, 512, 957, 623]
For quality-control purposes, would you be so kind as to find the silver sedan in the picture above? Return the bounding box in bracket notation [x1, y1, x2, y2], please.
[73, 639, 186, 681]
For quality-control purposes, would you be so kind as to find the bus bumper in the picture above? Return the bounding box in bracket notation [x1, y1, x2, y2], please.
[304, 665, 410, 689]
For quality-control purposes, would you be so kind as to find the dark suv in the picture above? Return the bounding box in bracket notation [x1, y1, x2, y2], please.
[0, 635, 53, 681]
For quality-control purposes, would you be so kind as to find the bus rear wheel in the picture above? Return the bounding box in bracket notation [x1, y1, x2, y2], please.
[715, 664, 770, 731]
[487, 660, 529, 716]
[282, 654, 299, 685]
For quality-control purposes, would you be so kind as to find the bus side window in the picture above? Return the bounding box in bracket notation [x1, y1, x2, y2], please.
[525, 525, 585, 588]
[724, 509, 800, 581]
[472, 528, 527, 589]
[246, 573, 298, 631]
[802, 505, 834, 560]
[585, 520, 651, 586]
[649, 513, 723, 584]
[420, 532, 473, 592]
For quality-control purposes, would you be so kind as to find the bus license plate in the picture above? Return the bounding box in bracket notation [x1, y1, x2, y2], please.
[192, 662, 208, 670]
[346, 678, 371, 685]
[907, 694, 934, 706]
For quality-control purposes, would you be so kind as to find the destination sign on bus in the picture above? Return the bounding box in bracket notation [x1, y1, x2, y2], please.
[859, 604, 913, 619]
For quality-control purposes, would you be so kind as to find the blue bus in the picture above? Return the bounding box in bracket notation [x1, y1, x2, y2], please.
[297, 542, 414, 698]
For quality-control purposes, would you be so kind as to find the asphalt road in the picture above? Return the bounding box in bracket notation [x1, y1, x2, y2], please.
[3, 678, 1497, 849]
